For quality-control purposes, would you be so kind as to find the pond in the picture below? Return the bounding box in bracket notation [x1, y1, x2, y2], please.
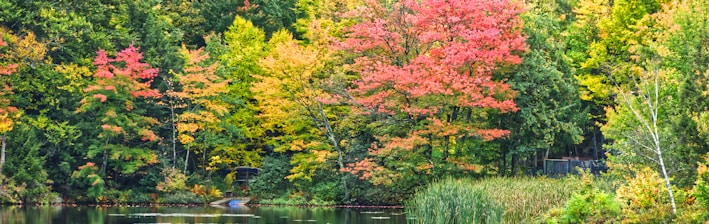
[0, 205, 408, 224]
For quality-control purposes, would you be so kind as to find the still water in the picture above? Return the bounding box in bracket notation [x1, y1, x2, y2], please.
[0, 205, 407, 224]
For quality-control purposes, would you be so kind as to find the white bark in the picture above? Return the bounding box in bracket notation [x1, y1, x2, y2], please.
[0, 134, 5, 174]
[614, 64, 676, 214]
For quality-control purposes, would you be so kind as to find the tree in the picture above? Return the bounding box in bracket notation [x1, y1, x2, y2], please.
[603, 59, 678, 214]
[0, 28, 19, 174]
[500, 0, 587, 175]
[167, 46, 236, 174]
[199, 0, 299, 39]
[76, 46, 161, 175]
[340, 0, 526, 186]
[217, 16, 270, 168]
[254, 29, 354, 197]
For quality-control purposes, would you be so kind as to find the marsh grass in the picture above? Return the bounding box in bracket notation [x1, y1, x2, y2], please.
[406, 176, 586, 223]
[405, 178, 503, 224]
[472, 176, 584, 223]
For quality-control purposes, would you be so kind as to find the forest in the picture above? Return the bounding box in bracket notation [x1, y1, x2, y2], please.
[2, 0, 709, 221]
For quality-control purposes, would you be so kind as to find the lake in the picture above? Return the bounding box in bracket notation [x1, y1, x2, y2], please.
[0, 205, 408, 224]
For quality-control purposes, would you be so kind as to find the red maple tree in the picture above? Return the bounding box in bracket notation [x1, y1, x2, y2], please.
[340, 0, 526, 183]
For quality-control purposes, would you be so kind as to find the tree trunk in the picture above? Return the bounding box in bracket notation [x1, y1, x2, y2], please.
[592, 129, 598, 160]
[102, 136, 110, 175]
[511, 153, 519, 177]
[184, 143, 190, 174]
[657, 147, 677, 214]
[202, 143, 207, 175]
[498, 148, 506, 176]
[171, 106, 176, 171]
[0, 134, 5, 174]
[317, 104, 350, 200]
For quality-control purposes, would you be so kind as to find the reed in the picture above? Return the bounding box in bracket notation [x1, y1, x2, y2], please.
[471, 176, 583, 223]
[405, 178, 503, 224]
[406, 176, 584, 223]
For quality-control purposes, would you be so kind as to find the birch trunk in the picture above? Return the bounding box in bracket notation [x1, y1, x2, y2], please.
[0, 134, 5, 174]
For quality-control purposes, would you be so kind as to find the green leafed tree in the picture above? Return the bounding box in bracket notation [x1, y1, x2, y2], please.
[500, 0, 587, 175]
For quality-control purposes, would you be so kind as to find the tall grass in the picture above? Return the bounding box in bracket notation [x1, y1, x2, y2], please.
[405, 178, 503, 224]
[471, 176, 583, 223]
[406, 176, 587, 223]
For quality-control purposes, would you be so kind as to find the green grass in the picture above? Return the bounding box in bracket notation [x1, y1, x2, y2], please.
[405, 178, 503, 224]
[406, 176, 587, 223]
[472, 176, 584, 223]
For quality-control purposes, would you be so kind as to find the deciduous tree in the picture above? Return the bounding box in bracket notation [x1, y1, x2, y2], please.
[76, 46, 161, 175]
[0, 29, 19, 174]
[341, 0, 526, 185]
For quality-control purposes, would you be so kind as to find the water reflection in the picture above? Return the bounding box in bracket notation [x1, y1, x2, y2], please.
[0, 205, 407, 224]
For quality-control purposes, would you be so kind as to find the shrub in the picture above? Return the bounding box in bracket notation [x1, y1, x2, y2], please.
[249, 155, 292, 200]
[70, 162, 105, 202]
[616, 166, 680, 223]
[547, 190, 621, 223]
[190, 184, 222, 203]
[406, 178, 503, 224]
[308, 181, 340, 204]
[545, 170, 622, 223]
[156, 169, 189, 193]
[102, 189, 129, 204]
[127, 191, 153, 204]
[694, 154, 709, 215]
[160, 191, 203, 204]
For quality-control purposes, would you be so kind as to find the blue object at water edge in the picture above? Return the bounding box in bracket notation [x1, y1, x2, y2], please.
[228, 199, 244, 207]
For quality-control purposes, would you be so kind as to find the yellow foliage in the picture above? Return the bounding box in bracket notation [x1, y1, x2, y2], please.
[55, 63, 92, 93]
[178, 134, 194, 145]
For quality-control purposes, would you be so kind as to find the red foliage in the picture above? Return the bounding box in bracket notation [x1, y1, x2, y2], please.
[340, 0, 526, 182]
[342, 0, 525, 140]
[87, 45, 161, 100]
[81, 46, 161, 142]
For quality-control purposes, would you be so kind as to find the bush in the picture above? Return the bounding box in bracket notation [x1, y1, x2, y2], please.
[545, 170, 622, 223]
[694, 154, 709, 216]
[405, 178, 503, 224]
[127, 191, 153, 204]
[308, 181, 340, 204]
[102, 189, 128, 204]
[156, 169, 189, 193]
[160, 191, 203, 204]
[190, 184, 222, 203]
[249, 155, 292, 200]
[70, 162, 105, 202]
[547, 190, 621, 223]
[616, 166, 681, 223]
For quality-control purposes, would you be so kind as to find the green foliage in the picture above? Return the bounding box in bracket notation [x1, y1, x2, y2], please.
[260, 191, 309, 205]
[546, 172, 622, 223]
[159, 191, 202, 204]
[71, 162, 105, 202]
[2, 122, 54, 203]
[406, 178, 503, 224]
[249, 155, 293, 200]
[695, 155, 709, 215]
[308, 181, 341, 203]
[550, 191, 620, 223]
[502, 0, 588, 170]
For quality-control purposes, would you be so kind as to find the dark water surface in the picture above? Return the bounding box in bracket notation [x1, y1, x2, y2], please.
[0, 205, 407, 224]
